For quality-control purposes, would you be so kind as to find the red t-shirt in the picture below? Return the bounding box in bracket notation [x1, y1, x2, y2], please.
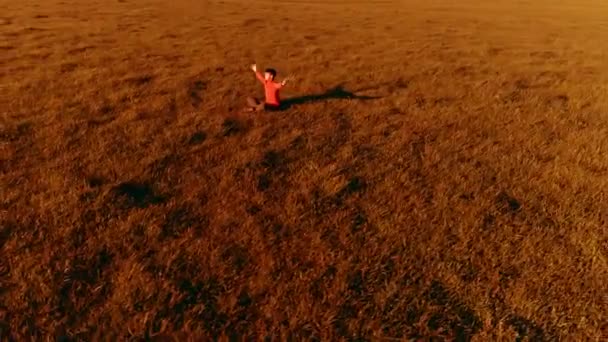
[256, 72, 282, 106]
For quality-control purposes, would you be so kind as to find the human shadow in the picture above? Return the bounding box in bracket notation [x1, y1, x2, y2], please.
[280, 85, 381, 110]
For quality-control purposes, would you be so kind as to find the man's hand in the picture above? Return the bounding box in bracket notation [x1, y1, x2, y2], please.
[281, 74, 295, 86]
[251, 64, 257, 72]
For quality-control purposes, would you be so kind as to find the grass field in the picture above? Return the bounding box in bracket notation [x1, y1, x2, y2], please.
[2, 0, 608, 340]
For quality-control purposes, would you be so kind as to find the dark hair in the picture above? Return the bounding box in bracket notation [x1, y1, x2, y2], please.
[265, 68, 277, 78]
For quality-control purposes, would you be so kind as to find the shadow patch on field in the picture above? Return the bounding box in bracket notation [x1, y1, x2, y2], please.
[457, 259, 479, 282]
[260, 150, 286, 170]
[507, 315, 547, 341]
[454, 65, 475, 76]
[160, 33, 178, 39]
[335, 177, 366, 205]
[147, 154, 183, 182]
[159, 206, 208, 240]
[124, 74, 154, 86]
[0, 222, 14, 249]
[256, 214, 290, 244]
[147, 278, 228, 335]
[333, 268, 482, 340]
[88, 114, 116, 127]
[433, 96, 456, 106]
[222, 244, 250, 272]
[111, 182, 165, 209]
[1, 121, 33, 143]
[496, 191, 521, 214]
[309, 265, 338, 301]
[242, 18, 263, 28]
[425, 280, 481, 340]
[530, 51, 558, 59]
[316, 112, 352, 160]
[351, 209, 367, 233]
[257, 173, 271, 191]
[188, 80, 206, 107]
[486, 47, 503, 56]
[55, 248, 114, 325]
[256, 150, 288, 192]
[21, 27, 46, 34]
[68, 45, 95, 54]
[281, 85, 381, 109]
[188, 131, 207, 145]
[59, 62, 78, 73]
[86, 176, 104, 188]
[221, 117, 247, 137]
[0, 17, 13, 26]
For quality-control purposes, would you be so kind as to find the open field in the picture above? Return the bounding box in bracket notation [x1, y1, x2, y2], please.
[2, 0, 608, 339]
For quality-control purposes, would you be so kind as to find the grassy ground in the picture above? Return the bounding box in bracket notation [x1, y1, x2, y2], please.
[1, 0, 607, 340]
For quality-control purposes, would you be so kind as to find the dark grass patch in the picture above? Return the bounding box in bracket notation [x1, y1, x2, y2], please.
[289, 134, 307, 150]
[0, 221, 14, 249]
[334, 302, 358, 338]
[188, 80, 205, 107]
[507, 315, 547, 341]
[425, 281, 481, 340]
[459, 192, 475, 201]
[0, 121, 33, 143]
[347, 270, 365, 295]
[68, 46, 94, 54]
[124, 75, 154, 86]
[159, 207, 203, 240]
[260, 150, 285, 170]
[188, 131, 206, 145]
[222, 118, 243, 137]
[221, 245, 249, 272]
[55, 248, 114, 324]
[530, 50, 558, 59]
[111, 182, 165, 209]
[499, 266, 520, 288]
[336, 177, 366, 203]
[86, 176, 104, 188]
[78, 191, 97, 203]
[309, 265, 337, 301]
[246, 205, 261, 215]
[257, 173, 271, 191]
[458, 260, 479, 283]
[148, 278, 227, 335]
[392, 77, 410, 90]
[482, 214, 496, 229]
[87, 116, 116, 127]
[496, 191, 521, 213]
[242, 18, 263, 28]
[59, 62, 78, 73]
[352, 211, 367, 232]
[257, 215, 289, 243]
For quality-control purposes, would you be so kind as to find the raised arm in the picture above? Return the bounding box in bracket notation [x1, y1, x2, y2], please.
[280, 75, 295, 87]
[251, 64, 264, 83]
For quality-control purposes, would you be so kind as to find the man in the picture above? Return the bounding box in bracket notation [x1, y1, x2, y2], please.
[245, 64, 292, 112]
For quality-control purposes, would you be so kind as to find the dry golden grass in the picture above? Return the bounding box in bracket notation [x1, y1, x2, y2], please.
[2, 0, 608, 340]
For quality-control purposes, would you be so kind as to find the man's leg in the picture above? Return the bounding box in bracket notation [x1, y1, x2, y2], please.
[246, 97, 265, 112]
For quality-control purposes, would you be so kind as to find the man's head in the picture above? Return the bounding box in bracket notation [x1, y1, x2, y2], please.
[264, 68, 277, 81]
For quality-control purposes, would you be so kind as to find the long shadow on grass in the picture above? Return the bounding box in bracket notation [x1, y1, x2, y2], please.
[280, 85, 381, 110]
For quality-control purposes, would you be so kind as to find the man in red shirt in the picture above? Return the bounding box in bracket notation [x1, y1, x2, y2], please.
[245, 64, 292, 112]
